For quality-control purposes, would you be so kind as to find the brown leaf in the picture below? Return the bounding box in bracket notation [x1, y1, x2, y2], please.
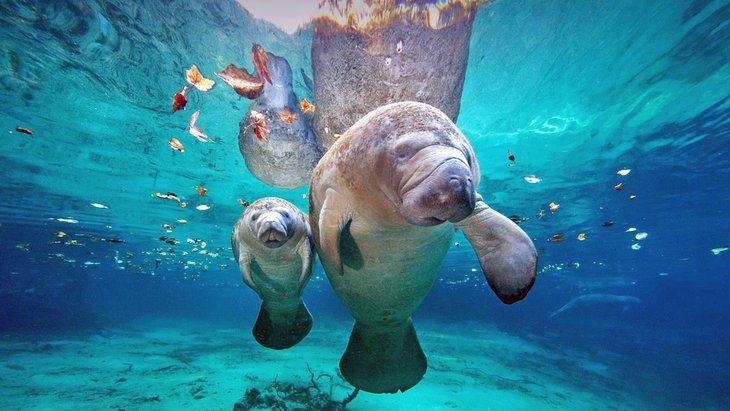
[214, 64, 264, 99]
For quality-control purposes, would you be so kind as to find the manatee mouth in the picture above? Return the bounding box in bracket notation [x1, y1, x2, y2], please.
[257, 219, 288, 249]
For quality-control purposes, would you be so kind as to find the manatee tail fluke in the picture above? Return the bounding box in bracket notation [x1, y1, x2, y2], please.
[339, 319, 426, 394]
[252, 301, 312, 350]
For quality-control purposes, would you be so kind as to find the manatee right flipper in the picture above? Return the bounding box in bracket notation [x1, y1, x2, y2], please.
[339, 319, 426, 394]
[317, 188, 352, 275]
[253, 301, 313, 350]
[456, 196, 537, 304]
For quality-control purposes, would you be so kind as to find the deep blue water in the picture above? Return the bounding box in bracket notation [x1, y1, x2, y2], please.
[1, 0, 729, 409]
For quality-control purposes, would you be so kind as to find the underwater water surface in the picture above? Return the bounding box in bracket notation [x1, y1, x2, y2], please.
[1, 0, 729, 410]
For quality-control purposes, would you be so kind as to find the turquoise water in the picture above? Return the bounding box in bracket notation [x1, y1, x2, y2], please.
[1, 0, 729, 409]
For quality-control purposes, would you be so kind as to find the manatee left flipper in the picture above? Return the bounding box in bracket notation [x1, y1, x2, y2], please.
[318, 188, 352, 276]
[295, 235, 314, 296]
[456, 196, 537, 304]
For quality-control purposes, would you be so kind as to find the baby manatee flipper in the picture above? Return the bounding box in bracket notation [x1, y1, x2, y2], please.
[339, 319, 426, 394]
[456, 196, 537, 304]
[318, 188, 351, 275]
[253, 301, 313, 350]
[232, 230, 262, 297]
[295, 235, 314, 296]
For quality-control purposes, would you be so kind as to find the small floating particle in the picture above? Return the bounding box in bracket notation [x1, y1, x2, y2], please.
[396, 40, 403, 53]
[523, 175, 542, 184]
[508, 150, 515, 162]
[177, 219, 188, 224]
[196, 204, 211, 211]
[626, 227, 637, 232]
[631, 243, 641, 250]
[711, 247, 728, 255]
[57, 218, 79, 224]
[54, 231, 67, 238]
[15, 126, 33, 135]
[302, 194, 307, 199]
[237, 199, 250, 208]
[169, 138, 185, 152]
[194, 186, 208, 196]
[658, 272, 669, 276]
[602, 221, 614, 227]
[577, 233, 586, 241]
[278, 107, 298, 124]
[509, 215, 528, 224]
[172, 86, 188, 112]
[333, 133, 341, 142]
[162, 224, 175, 230]
[179, 202, 187, 208]
[549, 202, 559, 213]
[471, 268, 477, 272]
[614, 183, 623, 191]
[90, 203, 108, 209]
[548, 233, 564, 243]
[454, 242, 460, 247]
[635, 232, 648, 240]
[629, 195, 637, 200]
[617, 169, 631, 176]
[101, 238, 125, 243]
[185, 65, 215, 92]
[16, 243, 29, 251]
[300, 98, 315, 113]
[151, 192, 181, 202]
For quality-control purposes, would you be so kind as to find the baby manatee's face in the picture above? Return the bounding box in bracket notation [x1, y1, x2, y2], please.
[393, 131, 476, 226]
[246, 203, 297, 249]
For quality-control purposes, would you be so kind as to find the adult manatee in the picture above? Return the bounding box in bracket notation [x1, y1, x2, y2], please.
[309, 102, 537, 393]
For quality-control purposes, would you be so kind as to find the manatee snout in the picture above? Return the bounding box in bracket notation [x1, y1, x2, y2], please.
[256, 214, 290, 248]
[402, 159, 475, 226]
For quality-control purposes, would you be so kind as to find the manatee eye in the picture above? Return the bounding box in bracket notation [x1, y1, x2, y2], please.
[280, 211, 290, 219]
[250, 212, 260, 221]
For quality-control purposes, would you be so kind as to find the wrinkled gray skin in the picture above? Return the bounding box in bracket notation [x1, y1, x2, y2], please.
[239, 52, 322, 189]
[311, 17, 474, 151]
[309, 102, 537, 393]
[231, 197, 315, 349]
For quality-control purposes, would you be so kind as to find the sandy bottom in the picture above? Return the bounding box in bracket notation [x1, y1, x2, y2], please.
[0, 318, 651, 410]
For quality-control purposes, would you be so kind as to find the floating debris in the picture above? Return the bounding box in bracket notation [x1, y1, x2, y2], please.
[252, 44, 272, 84]
[523, 175, 542, 184]
[214, 64, 264, 99]
[711, 247, 728, 255]
[635, 232, 648, 240]
[168, 138, 185, 152]
[631, 243, 641, 250]
[152, 192, 181, 202]
[278, 107, 298, 124]
[537, 209, 545, 219]
[177, 219, 188, 224]
[194, 186, 208, 196]
[83, 261, 100, 266]
[629, 195, 637, 200]
[300, 98, 315, 113]
[577, 233, 586, 241]
[617, 169, 631, 176]
[172, 86, 188, 112]
[237, 199, 250, 208]
[509, 215, 529, 224]
[196, 204, 211, 211]
[507, 149, 515, 162]
[626, 227, 637, 232]
[159, 236, 179, 245]
[90, 203, 108, 209]
[179, 202, 187, 208]
[162, 224, 175, 230]
[57, 217, 79, 224]
[15, 126, 33, 135]
[332, 133, 341, 142]
[659, 272, 669, 276]
[248, 110, 270, 142]
[454, 241, 460, 247]
[602, 221, 615, 227]
[548, 233, 564, 243]
[301, 194, 307, 199]
[549, 202, 559, 213]
[101, 238, 125, 243]
[54, 231, 67, 238]
[189, 111, 213, 143]
[185, 65, 215, 91]
[614, 183, 623, 191]
[16, 243, 29, 251]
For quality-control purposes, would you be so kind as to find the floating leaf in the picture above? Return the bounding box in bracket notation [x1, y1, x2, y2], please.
[252, 44, 272, 84]
[172, 86, 188, 112]
[90, 203, 108, 209]
[189, 111, 213, 143]
[186, 65, 215, 91]
[300, 98, 315, 113]
[196, 204, 211, 211]
[214, 64, 263, 99]
[15, 126, 33, 135]
[549, 202, 559, 213]
[278, 106, 298, 124]
[249, 110, 270, 142]
[523, 175, 541, 184]
[168, 138, 185, 152]
[577, 233, 586, 241]
[237, 199, 249, 208]
[194, 186, 208, 196]
[617, 169, 631, 176]
[151, 192, 180, 202]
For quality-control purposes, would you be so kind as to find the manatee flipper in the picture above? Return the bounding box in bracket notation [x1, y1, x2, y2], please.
[253, 301, 313, 350]
[456, 197, 537, 304]
[295, 235, 314, 296]
[232, 227, 262, 297]
[339, 319, 427, 394]
[318, 188, 351, 275]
